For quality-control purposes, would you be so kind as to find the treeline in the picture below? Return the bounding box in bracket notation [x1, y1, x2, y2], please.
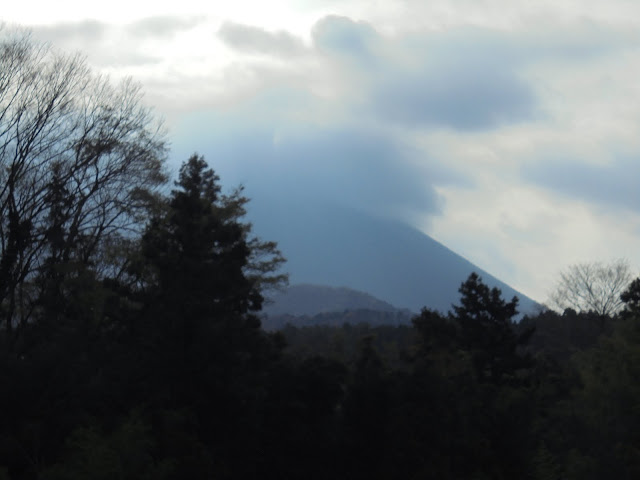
[278, 300, 640, 480]
[279, 279, 640, 479]
[2, 30, 640, 479]
[263, 308, 414, 330]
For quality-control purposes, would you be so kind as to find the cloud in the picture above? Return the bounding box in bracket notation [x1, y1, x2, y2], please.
[372, 60, 535, 130]
[149, 15, 638, 132]
[164, 14, 640, 232]
[309, 18, 539, 131]
[312, 15, 380, 60]
[524, 156, 640, 214]
[31, 20, 109, 45]
[307, 17, 640, 131]
[170, 88, 464, 223]
[30, 16, 207, 68]
[30, 20, 162, 67]
[218, 21, 307, 57]
[170, 15, 638, 231]
[126, 16, 204, 38]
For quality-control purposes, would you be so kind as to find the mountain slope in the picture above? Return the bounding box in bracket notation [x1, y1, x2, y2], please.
[250, 199, 539, 315]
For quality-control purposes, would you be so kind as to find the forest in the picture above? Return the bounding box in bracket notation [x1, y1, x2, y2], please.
[2, 30, 640, 480]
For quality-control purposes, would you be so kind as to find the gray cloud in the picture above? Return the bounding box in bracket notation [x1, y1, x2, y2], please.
[126, 16, 205, 39]
[520, 22, 640, 61]
[163, 15, 637, 133]
[373, 30, 538, 129]
[524, 156, 640, 213]
[309, 17, 639, 131]
[310, 17, 538, 130]
[31, 20, 160, 67]
[372, 61, 535, 130]
[312, 15, 380, 62]
[169, 14, 640, 230]
[218, 21, 307, 57]
[31, 20, 161, 66]
[31, 20, 108, 45]
[94, 51, 163, 68]
[170, 88, 465, 222]
[167, 17, 569, 226]
[30, 16, 205, 68]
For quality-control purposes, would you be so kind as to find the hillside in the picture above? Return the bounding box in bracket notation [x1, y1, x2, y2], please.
[263, 284, 402, 316]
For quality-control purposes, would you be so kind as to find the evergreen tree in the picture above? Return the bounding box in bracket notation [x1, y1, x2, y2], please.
[133, 155, 287, 476]
[454, 272, 532, 385]
[141, 155, 285, 323]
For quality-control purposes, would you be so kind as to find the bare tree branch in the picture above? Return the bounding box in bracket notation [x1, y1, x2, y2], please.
[549, 259, 634, 316]
[0, 27, 168, 333]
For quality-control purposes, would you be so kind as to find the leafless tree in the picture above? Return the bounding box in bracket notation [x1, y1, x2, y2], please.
[0, 27, 167, 333]
[549, 259, 634, 316]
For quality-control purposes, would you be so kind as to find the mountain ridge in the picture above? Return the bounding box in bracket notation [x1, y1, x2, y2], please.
[264, 283, 405, 316]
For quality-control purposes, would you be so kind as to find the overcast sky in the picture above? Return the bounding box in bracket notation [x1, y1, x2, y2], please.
[4, 1, 640, 302]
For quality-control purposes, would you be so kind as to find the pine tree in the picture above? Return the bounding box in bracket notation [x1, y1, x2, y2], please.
[138, 155, 286, 413]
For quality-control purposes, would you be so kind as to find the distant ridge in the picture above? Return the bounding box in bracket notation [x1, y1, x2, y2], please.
[264, 284, 402, 316]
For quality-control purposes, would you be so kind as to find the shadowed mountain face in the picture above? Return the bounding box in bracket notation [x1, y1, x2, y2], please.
[249, 198, 539, 315]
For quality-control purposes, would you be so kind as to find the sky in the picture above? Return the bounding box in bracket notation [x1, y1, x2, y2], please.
[4, 1, 640, 303]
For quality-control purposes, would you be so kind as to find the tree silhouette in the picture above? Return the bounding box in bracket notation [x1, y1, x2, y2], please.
[141, 155, 280, 323]
[452, 272, 531, 385]
[549, 259, 633, 316]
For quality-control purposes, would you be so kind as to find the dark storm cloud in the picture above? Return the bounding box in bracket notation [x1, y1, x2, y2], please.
[218, 22, 307, 57]
[524, 156, 640, 213]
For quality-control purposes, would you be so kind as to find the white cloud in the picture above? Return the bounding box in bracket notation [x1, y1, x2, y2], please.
[429, 179, 640, 302]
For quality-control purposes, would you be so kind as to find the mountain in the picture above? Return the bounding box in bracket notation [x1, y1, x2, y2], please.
[262, 284, 413, 329]
[249, 199, 540, 315]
